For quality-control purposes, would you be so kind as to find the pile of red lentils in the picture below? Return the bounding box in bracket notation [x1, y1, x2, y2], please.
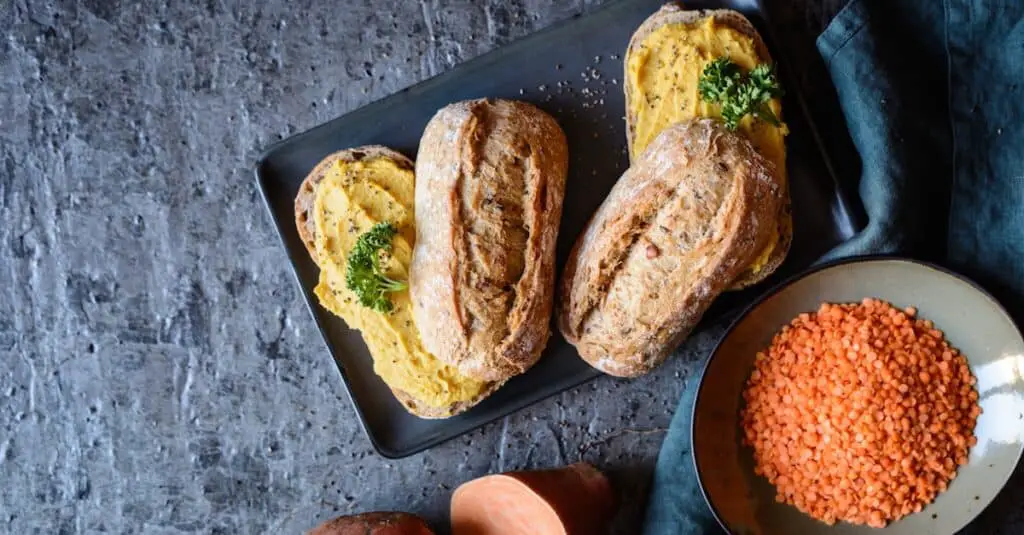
[741, 299, 981, 527]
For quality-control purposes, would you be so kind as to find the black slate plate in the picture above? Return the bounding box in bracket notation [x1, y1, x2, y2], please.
[255, 0, 862, 458]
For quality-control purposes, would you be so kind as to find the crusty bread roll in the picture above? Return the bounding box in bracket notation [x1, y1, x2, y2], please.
[410, 99, 569, 383]
[295, 146, 503, 419]
[624, 3, 792, 289]
[557, 119, 783, 377]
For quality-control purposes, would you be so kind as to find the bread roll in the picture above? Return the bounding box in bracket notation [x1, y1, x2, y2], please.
[295, 146, 502, 419]
[624, 4, 792, 288]
[411, 99, 568, 382]
[558, 119, 783, 377]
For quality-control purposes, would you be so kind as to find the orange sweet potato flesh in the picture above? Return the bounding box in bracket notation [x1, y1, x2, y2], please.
[307, 511, 435, 535]
[450, 463, 616, 535]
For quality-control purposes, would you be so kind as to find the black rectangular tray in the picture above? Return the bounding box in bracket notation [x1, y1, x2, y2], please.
[256, 0, 861, 458]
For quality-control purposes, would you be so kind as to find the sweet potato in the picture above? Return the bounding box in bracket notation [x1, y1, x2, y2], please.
[307, 512, 435, 535]
[450, 463, 615, 535]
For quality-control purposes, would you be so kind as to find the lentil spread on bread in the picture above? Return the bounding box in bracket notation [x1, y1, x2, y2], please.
[294, 146, 503, 419]
[624, 3, 792, 289]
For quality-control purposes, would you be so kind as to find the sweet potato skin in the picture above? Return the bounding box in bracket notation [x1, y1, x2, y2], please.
[451, 463, 616, 535]
[307, 512, 435, 535]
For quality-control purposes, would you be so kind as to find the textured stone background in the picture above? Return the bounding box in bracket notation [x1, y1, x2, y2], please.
[3, 0, 1022, 534]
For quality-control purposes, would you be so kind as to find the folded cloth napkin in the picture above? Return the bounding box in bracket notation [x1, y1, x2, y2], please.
[642, 0, 1024, 533]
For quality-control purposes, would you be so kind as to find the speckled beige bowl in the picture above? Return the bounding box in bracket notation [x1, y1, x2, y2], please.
[693, 257, 1024, 535]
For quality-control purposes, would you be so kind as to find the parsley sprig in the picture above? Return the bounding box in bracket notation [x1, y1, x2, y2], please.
[345, 222, 407, 313]
[698, 58, 783, 130]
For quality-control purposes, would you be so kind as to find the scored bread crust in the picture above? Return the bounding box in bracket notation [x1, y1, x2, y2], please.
[624, 3, 792, 289]
[293, 145, 499, 419]
[411, 99, 569, 383]
[557, 119, 783, 377]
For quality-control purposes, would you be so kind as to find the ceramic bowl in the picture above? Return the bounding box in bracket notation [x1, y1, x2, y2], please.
[693, 257, 1024, 534]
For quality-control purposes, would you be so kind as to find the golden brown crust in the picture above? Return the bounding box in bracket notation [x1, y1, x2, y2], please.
[410, 99, 569, 383]
[624, 3, 791, 289]
[557, 119, 783, 377]
[294, 146, 414, 266]
[294, 145, 500, 419]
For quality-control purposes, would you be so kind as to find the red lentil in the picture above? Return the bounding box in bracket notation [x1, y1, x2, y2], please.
[741, 299, 981, 527]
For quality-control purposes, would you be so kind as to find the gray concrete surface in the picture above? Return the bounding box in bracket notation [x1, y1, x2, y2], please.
[3, 1, 1022, 534]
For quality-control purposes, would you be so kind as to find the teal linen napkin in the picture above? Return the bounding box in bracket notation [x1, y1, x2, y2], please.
[642, 0, 1024, 533]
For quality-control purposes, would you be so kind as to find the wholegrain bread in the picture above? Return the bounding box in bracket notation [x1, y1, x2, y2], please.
[557, 119, 783, 377]
[411, 99, 569, 383]
[294, 146, 501, 419]
[624, 3, 792, 289]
